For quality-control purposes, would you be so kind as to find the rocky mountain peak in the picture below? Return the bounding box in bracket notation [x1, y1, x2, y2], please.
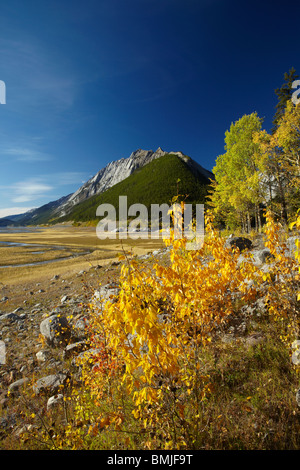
[54, 148, 178, 218]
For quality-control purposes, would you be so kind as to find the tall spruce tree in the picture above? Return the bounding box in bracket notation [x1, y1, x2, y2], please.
[272, 67, 299, 132]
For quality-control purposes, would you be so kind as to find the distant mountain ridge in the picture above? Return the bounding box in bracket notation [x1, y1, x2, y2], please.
[0, 148, 213, 225]
[7, 195, 71, 226]
[0, 218, 18, 227]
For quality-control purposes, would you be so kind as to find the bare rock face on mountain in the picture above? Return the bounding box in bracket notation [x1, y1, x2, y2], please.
[53, 147, 214, 219]
[54, 147, 189, 218]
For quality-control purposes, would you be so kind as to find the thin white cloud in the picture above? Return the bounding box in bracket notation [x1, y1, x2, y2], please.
[0, 173, 89, 215]
[2, 147, 52, 162]
[11, 178, 54, 203]
[0, 207, 35, 218]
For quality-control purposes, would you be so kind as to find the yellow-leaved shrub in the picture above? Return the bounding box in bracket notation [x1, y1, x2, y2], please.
[52, 209, 299, 450]
[62, 210, 261, 450]
[264, 210, 300, 348]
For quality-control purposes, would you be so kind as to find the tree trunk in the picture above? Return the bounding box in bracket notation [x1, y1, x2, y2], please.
[275, 160, 288, 224]
[277, 175, 288, 223]
[247, 211, 251, 233]
[255, 207, 258, 232]
[257, 206, 262, 232]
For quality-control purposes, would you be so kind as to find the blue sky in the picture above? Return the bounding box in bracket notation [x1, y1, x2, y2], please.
[0, 0, 299, 217]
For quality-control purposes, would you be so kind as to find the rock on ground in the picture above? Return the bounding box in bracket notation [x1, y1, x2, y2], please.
[40, 314, 72, 347]
[225, 236, 253, 252]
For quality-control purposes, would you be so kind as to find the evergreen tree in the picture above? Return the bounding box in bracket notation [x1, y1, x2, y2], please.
[272, 67, 299, 132]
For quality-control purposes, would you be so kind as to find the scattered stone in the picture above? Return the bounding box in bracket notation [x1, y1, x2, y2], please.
[292, 340, 300, 366]
[0, 312, 22, 323]
[36, 350, 51, 363]
[72, 348, 101, 368]
[93, 283, 120, 307]
[255, 248, 275, 264]
[286, 236, 299, 257]
[31, 307, 42, 314]
[48, 307, 62, 315]
[72, 317, 89, 340]
[292, 351, 300, 366]
[33, 372, 70, 396]
[15, 423, 38, 437]
[63, 341, 87, 359]
[139, 254, 151, 260]
[40, 314, 72, 347]
[8, 377, 30, 395]
[152, 250, 161, 256]
[47, 393, 64, 411]
[13, 307, 23, 313]
[225, 236, 253, 252]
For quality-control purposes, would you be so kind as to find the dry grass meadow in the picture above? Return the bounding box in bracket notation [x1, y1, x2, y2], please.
[0, 225, 164, 285]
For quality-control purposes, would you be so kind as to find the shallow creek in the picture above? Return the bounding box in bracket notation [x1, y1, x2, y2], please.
[0, 240, 91, 268]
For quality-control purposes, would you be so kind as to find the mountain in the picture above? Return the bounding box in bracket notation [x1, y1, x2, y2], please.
[4, 212, 32, 223]
[1, 148, 213, 225]
[2, 195, 71, 226]
[0, 218, 19, 227]
[56, 148, 167, 218]
[53, 147, 214, 220]
[56, 152, 213, 224]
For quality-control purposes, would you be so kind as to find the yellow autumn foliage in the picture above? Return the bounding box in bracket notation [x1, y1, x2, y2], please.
[52, 209, 299, 450]
[264, 210, 300, 347]
[74, 210, 262, 449]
